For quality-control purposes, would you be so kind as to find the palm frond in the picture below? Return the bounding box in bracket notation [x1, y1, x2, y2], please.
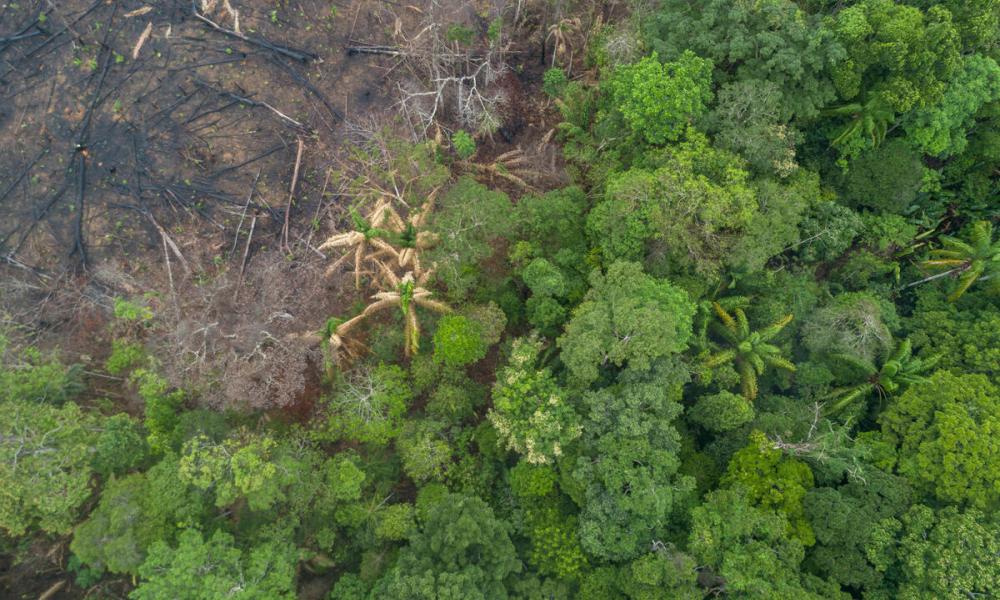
[704, 348, 737, 368]
[735, 308, 750, 339]
[709, 321, 739, 345]
[828, 352, 877, 376]
[738, 362, 758, 401]
[759, 314, 793, 341]
[373, 261, 401, 288]
[764, 355, 796, 372]
[712, 302, 737, 333]
[948, 263, 984, 302]
[888, 338, 911, 363]
[922, 258, 969, 268]
[826, 384, 873, 414]
[970, 221, 994, 250]
[360, 298, 399, 317]
[413, 297, 453, 314]
[938, 235, 975, 257]
[353, 243, 366, 289]
[318, 231, 365, 250]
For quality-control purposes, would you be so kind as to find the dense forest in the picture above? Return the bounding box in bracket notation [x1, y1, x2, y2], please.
[2, 0, 999, 598]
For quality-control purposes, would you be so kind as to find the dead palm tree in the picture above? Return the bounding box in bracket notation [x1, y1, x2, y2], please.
[464, 148, 539, 192]
[330, 261, 451, 357]
[319, 199, 405, 289]
[545, 17, 582, 73]
[370, 188, 441, 272]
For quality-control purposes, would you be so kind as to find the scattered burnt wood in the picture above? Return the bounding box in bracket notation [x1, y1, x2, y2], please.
[193, 78, 312, 132]
[0, 0, 398, 301]
[346, 43, 407, 57]
[265, 54, 344, 123]
[191, 0, 319, 63]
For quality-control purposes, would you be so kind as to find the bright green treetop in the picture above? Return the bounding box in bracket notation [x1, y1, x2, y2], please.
[558, 262, 695, 384]
[830, 0, 961, 114]
[722, 431, 816, 546]
[489, 335, 582, 465]
[906, 53, 1000, 157]
[588, 130, 757, 276]
[0, 400, 98, 536]
[607, 51, 713, 146]
[880, 370, 1000, 509]
[131, 529, 297, 600]
[866, 505, 1000, 599]
[689, 487, 844, 599]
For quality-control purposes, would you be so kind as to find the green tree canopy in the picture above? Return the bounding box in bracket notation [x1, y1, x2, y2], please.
[71, 453, 209, 575]
[905, 53, 1000, 157]
[804, 468, 912, 592]
[645, 0, 844, 120]
[131, 529, 297, 600]
[433, 315, 488, 368]
[606, 51, 713, 145]
[587, 131, 757, 276]
[489, 335, 582, 465]
[558, 262, 695, 384]
[830, 0, 961, 114]
[722, 431, 816, 546]
[0, 400, 98, 536]
[374, 493, 522, 599]
[689, 487, 844, 599]
[571, 364, 694, 560]
[866, 504, 1000, 599]
[880, 370, 1000, 509]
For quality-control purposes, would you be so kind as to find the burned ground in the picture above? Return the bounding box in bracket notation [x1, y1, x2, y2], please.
[0, 0, 583, 593]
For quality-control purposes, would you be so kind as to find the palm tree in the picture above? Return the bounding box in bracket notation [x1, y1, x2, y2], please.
[704, 303, 795, 401]
[825, 339, 938, 415]
[545, 17, 583, 72]
[919, 220, 999, 302]
[330, 261, 451, 357]
[693, 295, 750, 351]
[371, 188, 440, 272]
[464, 148, 539, 192]
[319, 200, 405, 289]
[824, 96, 895, 149]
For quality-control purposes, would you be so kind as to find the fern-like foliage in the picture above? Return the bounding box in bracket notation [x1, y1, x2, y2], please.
[704, 303, 795, 401]
[825, 338, 938, 414]
[824, 96, 895, 148]
[920, 220, 999, 302]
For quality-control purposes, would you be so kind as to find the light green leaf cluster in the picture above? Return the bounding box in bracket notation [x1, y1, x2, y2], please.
[489, 335, 582, 465]
[607, 51, 713, 146]
[0, 400, 98, 536]
[880, 371, 1000, 509]
[906, 54, 1000, 156]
